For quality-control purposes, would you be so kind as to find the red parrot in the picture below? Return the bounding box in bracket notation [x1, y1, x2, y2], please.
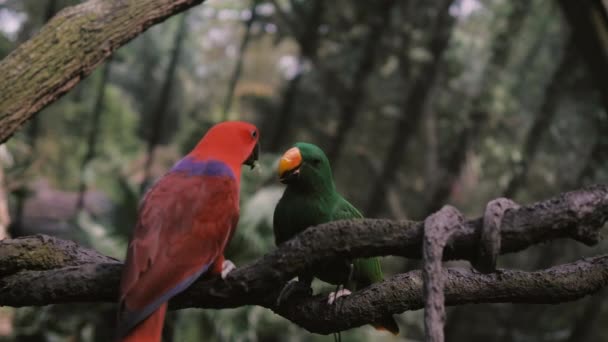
[116, 121, 260, 342]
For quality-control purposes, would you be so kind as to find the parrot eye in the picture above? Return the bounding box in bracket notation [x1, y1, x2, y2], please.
[251, 130, 257, 139]
[311, 158, 321, 166]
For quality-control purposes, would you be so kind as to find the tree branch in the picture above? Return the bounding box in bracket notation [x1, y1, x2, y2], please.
[274, 255, 608, 334]
[0, 0, 208, 143]
[0, 234, 118, 276]
[423, 206, 465, 342]
[0, 186, 606, 334]
[2, 254, 606, 335]
[422, 199, 520, 342]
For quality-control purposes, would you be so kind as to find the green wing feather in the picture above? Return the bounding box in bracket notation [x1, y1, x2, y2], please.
[330, 197, 384, 290]
[331, 196, 400, 335]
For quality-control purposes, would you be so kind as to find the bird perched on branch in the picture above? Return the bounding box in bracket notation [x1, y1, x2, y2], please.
[116, 121, 260, 342]
[273, 142, 399, 335]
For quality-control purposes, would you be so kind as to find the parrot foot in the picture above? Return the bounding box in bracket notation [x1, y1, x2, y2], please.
[221, 260, 236, 279]
[327, 288, 351, 305]
[276, 280, 312, 306]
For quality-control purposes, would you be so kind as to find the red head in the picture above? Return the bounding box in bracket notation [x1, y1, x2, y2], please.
[189, 121, 260, 177]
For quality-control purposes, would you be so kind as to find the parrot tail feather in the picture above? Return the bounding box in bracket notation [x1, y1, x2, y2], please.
[372, 316, 399, 335]
[119, 303, 167, 342]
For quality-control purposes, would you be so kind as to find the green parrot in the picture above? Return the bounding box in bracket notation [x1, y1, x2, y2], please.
[273, 142, 399, 335]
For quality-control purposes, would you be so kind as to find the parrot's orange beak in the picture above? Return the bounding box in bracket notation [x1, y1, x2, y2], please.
[278, 147, 302, 183]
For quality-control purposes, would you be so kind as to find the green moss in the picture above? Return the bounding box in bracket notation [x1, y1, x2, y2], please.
[0, 242, 67, 276]
[24, 245, 67, 269]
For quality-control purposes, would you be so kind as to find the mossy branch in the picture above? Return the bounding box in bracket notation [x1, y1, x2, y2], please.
[0, 186, 606, 333]
[0, 0, 207, 143]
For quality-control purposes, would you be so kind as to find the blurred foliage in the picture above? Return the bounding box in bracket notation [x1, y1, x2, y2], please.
[0, 0, 607, 341]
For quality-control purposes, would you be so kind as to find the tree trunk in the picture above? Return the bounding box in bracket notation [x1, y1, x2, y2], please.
[502, 41, 578, 198]
[267, 0, 324, 153]
[221, 0, 259, 120]
[76, 58, 112, 211]
[558, 0, 608, 113]
[141, 14, 188, 194]
[25, 0, 60, 152]
[513, 5, 553, 102]
[0, 0, 208, 143]
[365, 0, 455, 217]
[325, 0, 396, 166]
[267, 69, 304, 152]
[423, 113, 486, 216]
[418, 0, 530, 216]
[11, 0, 64, 236]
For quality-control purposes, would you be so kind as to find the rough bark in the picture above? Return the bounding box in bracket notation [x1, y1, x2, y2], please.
[0, 234, 118, 276]
[475, 198, 519, 273]
[423, 206, 464, 342]
[276, 255, 608, 334]
[0, 186, 606, 334]
[0, 250, 607, 335]
[0, 0, 208, 143]
[365, 0, 455, 217]
[422, 198, 518, 342]
[25, 0, 61, 152]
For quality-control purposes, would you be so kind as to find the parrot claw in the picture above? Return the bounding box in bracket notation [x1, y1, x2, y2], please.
[221, 260, 236, 279]
[327, 289, 351, 305]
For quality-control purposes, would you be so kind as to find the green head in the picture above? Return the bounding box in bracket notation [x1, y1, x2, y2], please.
[277, 142, 336, 193]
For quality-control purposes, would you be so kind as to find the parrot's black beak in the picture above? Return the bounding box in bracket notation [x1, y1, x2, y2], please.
[244, 143, 259, 169]
[279, 167, 300, 184]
